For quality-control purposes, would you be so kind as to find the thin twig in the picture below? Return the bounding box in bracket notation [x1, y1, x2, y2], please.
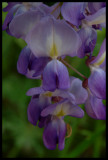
[60, 58, 87, 79]
[51, 2, 61, 15]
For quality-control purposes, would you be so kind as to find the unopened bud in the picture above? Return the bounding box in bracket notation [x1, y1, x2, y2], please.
[82, 78, 88, 89]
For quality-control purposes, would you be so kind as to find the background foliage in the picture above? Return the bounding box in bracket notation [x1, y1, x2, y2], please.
[2, 2, 106, 158]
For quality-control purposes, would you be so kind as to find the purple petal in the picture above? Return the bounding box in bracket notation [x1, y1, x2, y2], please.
[52, 89, 76, 104]
[85, 7, 106, 26]
[43, 118, 66, 150]
[41, 99, 84, 118]
[69, 77, 88, 104]
[90, 38, 106, 67]
[41, 99, 67, 117]
[9, 10, 44, 39]
[42, 59, 70, 91]
[27, 97, 41, 125]
[26, 87, 45, 96]
[17, 46, 48, 79]
[27, 95, 51, 126]
[31, 57, 50, 77]
[58, 119, 67, 150]
[88, 2, 106, 14]
[17, 46, 33, 75]
[88, 68, 106, 99]
[43, 119, 58, 150]
[26, 16, 81, 58]
[61, 2, 86, 27]
[85, 93, 106, 120]
[77, 27, 97, 58]
[62, 101, 84, 118]
[2, 5, 20, 30]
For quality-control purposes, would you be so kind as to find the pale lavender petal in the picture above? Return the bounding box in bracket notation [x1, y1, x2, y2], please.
[26, 16, 81, 58]
[9, 10, 44, 39]
[41, 99, 67, 117]
[85, 94, 106, 120]
[61, 2, 86, 27]
[85, 7, 106, 26]
[90, 38, 106, 67]
[26, 87, 45, 96]
[62, 102, 84, 118]
[77, 27, 97, 58]
[69, 77, 88, 104]
[42, 59, 70, 91]
[88, 68, 106, 99]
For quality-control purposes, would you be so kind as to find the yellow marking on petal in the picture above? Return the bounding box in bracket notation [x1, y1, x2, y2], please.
[56, 109, 65, 117]
[65, 123, 72, 138]
[93, 51, 106, 66]
[86, 14, 106, 26]
[44, 91, 52, 97]
[50, 43, 58, 58]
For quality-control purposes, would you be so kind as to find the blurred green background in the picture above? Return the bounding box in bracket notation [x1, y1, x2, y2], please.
[2, 2, 106, 158]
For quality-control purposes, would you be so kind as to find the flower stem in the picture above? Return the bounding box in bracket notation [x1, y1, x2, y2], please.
[60, 58, 87, 79]
[51, 2, 61, 14]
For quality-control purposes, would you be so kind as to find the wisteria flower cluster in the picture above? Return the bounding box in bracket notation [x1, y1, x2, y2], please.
[3, 2, 106, 150]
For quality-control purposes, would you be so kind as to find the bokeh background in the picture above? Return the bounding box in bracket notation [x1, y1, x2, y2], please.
[2, 2, 106, 158]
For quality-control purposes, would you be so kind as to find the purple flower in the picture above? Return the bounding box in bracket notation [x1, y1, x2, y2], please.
[41, 99, 84, 150]
[26, 76, 87, 128]
[85, 89, 106, 120]
[27, 76, 88, 105]
[17, 46, 50, 79]
[27, 91, 51, 127]
[89, 38, 106, 69]
[61, 2, 86, 28]
[25, 16, 81, 90]
[88, 67, 106, 100]
[42, 117, 66, 150]
[25, 16, 81, 58]
[77, 27, 97, 58]
[83, 39, 106, 119]
[88, 39, 106, 99]
[61, 2, 106, 29]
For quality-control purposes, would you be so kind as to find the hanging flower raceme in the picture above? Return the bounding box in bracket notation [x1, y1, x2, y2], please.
[83, 38, 106, 120]
[26, 76, 87, 150]
[2, 2, 106, 151]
